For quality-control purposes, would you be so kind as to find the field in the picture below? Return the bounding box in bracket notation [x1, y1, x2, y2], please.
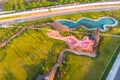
[0, 10, 120, 80]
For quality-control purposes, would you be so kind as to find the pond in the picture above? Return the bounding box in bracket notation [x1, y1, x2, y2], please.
[57, 17, 118, 31]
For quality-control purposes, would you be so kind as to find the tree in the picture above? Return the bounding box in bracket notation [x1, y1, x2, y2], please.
[19, 3, 25, 11]
[2, 0, 99, 11]
[57, 0, 64, 4]
[2, 3, 7, 11]
[2, 2, 13, 11]
[31, 2, 37, 8]
[14, 5, 19, 11]
[36, 2, 41, 7]
[42, 0, 47, 3]
[8, 4, 13, 11]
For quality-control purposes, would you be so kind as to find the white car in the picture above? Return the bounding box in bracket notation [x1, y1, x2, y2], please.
[15, 19, 24, 23]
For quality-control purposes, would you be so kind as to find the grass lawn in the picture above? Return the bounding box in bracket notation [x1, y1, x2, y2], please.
[0, 28, 66, 80]
[0, 28, 19, 42]
[56, 36, 120, 80]
[0, 10, 120, 80]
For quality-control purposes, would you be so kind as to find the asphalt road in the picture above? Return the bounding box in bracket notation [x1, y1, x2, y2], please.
[0, 4, 2, 12]
[106, 53, 120, 80]
[114, 66, 120, 80]
[0, 3, 120, 25]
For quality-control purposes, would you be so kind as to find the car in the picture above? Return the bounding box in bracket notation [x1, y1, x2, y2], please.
[0, 24, 2, 26]
[15, 19, 24, 23]
[3, 23, 8, 25]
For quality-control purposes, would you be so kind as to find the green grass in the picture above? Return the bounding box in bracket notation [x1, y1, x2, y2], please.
[53, 36, 120, 80]
[0, 28, 119, 80]
[0, 15, 20, 20]
[100, 42, 120, 80]
[0, 28, 19, 42]
[0, 28, 66, 80]
[0, 10, 120, 80]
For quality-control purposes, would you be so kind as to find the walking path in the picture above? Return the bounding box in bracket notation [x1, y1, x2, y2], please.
[36, 49, 68, 80]
[36, 49, 94, 80]
[1, 26, 118, 50]
[0, 27, 26, 48]
[71, 31, 120, 38]
[28, 27, 120, 38]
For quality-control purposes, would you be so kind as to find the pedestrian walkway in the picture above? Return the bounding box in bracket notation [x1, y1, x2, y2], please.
[71, 31, 120, 38]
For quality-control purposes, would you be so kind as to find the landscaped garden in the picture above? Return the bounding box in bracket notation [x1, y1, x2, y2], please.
[0, 10, 120, 80]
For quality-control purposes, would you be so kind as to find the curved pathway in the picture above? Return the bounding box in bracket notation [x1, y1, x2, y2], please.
[36, 49, 92, 80]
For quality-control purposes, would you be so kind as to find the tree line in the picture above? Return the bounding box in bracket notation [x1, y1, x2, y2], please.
[2, 0, 100, 11]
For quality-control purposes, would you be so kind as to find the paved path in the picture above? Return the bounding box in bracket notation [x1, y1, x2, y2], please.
[71, 31, 120, 37]
[36, 48, 96, 80]
[28, 27, 120, 38]
[0, 27, 26, 48]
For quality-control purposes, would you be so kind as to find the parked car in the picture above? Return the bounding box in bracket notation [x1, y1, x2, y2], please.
[15, 19, 24, 23]
[0, 24, 2, 26]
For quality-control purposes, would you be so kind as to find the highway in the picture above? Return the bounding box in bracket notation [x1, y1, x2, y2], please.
[106, 53, 120, 80]
[0, 1, 120, 25]
[114, 66, 120, 80]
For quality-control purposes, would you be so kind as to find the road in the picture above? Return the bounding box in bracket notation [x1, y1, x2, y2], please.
[106, 53, 120, 80]
[0, 4, 2, 12]
[0, 1, 120, 25]
[114, 65, 120, 80]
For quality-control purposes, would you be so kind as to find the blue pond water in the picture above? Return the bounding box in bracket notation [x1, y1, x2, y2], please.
[57, 17, 117, 31]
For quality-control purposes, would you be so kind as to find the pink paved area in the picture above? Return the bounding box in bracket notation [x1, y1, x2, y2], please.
[47, 30, 94, 54]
